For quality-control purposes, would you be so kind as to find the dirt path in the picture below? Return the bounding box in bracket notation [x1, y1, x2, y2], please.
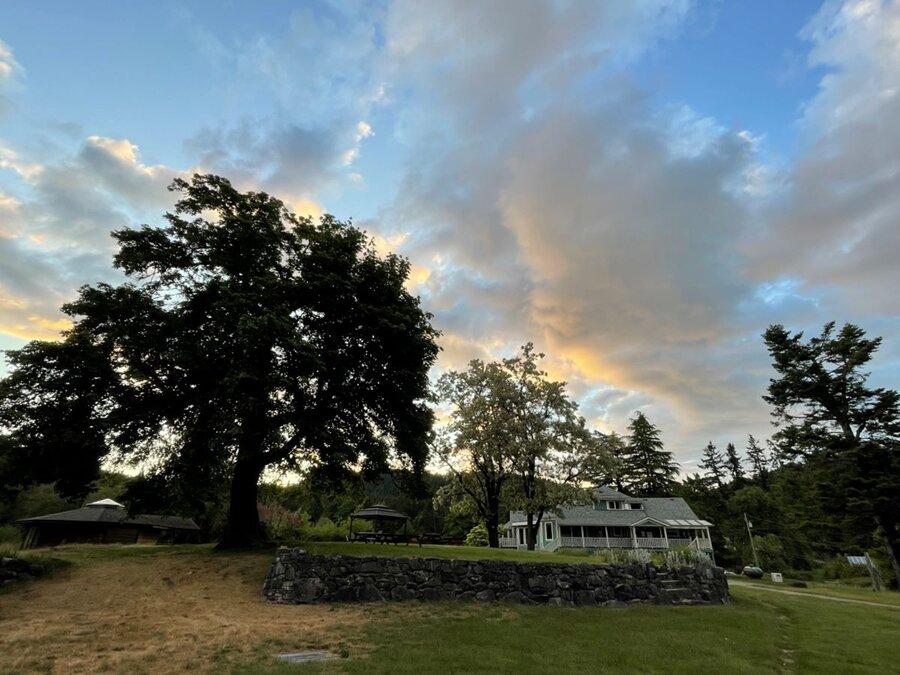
[729, 580, 900, 609]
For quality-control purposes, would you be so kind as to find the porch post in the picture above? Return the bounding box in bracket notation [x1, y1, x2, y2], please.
[630, 526, 638, 549]
[580, 525, 585, 548]
[663, 526, 669, 549]
[604, 526, 609, 549]
[704, 527, 711, 547]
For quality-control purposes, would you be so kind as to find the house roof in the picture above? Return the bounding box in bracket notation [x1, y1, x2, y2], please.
[507, 488, 712, 528]
[594, 485, 630, 500]
[16, 499, 200, 531]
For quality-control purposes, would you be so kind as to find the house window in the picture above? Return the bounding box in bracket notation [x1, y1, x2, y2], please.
[607, 501, 623, 510]
[545, 522, 554, 540]
[628, 502, 643, 510]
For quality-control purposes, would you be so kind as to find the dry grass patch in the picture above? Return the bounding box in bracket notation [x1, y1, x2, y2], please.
[0, 547, 366, 673]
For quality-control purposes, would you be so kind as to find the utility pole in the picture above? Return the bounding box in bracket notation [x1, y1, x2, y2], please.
[744, 512, 760, 568]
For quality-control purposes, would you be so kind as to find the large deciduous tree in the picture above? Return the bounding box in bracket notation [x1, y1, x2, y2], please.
[0, 174, 439, 548]
[764, 322, 900, 586]
[435, 358, 518, 548]
[503, 345, 611, 550]
[436, 344, 611, 549]
[620, 412, 679, 496]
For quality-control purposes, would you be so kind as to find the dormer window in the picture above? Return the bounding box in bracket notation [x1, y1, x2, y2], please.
[628, 502, 643, 510]
[608, 500, 624, 510]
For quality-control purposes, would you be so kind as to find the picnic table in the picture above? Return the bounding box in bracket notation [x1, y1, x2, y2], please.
[351, 531, 412, 545]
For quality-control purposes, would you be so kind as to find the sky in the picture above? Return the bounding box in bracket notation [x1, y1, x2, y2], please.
[1, 0, 899, 474]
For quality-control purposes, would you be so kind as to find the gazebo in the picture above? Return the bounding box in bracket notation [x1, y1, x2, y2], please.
[348, 504, 410, 544]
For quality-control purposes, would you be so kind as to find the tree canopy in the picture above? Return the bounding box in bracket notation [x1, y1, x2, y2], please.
[436, 344, 610, 548]
[0, 174, 440, 547]
[764, 322, 900, 586]
[619, 412, 679, 496]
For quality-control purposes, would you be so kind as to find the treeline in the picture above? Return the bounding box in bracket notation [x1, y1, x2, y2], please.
[0, 469, 474, 546]
[0, 175, 895, 584]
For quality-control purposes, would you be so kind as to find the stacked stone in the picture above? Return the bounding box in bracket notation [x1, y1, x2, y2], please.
[264, 549, 729, 607]
[0, 557, 45, 586]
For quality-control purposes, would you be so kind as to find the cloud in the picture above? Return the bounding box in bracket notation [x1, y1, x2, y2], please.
[749, 0, 900, 315]
[0, 39, 22, 115]
[0, 135, 184, 343]
[367, 0, 782, 455]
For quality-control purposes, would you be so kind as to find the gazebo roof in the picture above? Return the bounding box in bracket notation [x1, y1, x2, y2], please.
[351, 504, 409, 520]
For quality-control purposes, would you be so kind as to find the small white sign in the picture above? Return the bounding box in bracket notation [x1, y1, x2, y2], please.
[771, 572, 783, 583]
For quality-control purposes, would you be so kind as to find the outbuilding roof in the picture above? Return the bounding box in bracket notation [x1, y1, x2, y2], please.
[350, 504, 409, 520]
[17, 499, 200, 531]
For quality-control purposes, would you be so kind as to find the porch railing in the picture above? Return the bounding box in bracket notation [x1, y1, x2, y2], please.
[559, 536, 634, 548]
[557, 535, 712, 550]
[498, 536, 517, 548]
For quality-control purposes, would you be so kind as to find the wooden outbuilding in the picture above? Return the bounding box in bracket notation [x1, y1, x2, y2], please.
[17, 498, 200, 548]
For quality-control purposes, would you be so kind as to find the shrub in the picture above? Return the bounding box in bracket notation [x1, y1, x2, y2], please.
[464, 523, 489, 547]
[754, 534, 788, 570]
[0, 524, 21, 545]
[822, 555, 866, 580]
[258, 501, 348, 545]
[305, 517, 348, 542]
[593, 548, 653, 566]
[664, 546, 710, 570]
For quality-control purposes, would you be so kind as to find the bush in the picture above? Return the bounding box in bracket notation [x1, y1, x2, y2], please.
[593, 548, 653, 566]
[464, 523, 489, 547]
[0, 524, 21, 545]
[664, 546, 710, 570]
[822, 555, 866, 580]
[754, 534, 788, 571]
[258, 501, 348, 545]
[305, 517, 348, 542]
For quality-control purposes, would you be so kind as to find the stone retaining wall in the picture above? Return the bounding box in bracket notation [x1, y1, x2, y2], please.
[0, 556, 46, 587]
[264, 548, 729, 607]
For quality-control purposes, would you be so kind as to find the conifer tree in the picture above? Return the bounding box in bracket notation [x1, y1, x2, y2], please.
[699, 441, 726, 489]
[724, 442, 745, 485]
[745, 435, 769, 483]
[621, 412, 679, 496]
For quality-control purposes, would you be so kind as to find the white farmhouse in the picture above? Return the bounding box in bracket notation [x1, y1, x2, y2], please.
[502, 486, 714, 559]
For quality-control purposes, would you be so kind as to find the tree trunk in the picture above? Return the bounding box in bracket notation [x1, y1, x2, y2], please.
[219, 346, 271, 549]
[875, 514, 900, 589]
[218, 452, 265, 549]
[485, 494, 501, 548]
[485, 515, 500, 548]
[526, 512, 535, 551]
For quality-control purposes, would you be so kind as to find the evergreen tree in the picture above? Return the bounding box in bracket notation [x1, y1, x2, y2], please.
[621, 412, 679, 496]
[725, 442, 745, 485]
[596, 431, 628, 491]
[699, 442, 726, 489]
[764, 322, 900, 587]
[745, 435, 769, 484]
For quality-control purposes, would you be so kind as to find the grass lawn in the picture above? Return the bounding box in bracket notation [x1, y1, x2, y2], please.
[731, 575, 900, 607]
[303, 541, 604, 564]
[1, 543, 897, 673]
